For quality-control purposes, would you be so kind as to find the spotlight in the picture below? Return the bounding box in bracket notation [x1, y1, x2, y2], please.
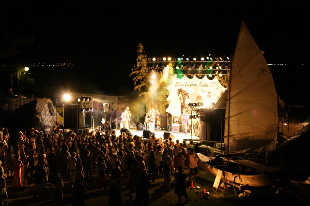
[168, 57, 171, 61]
[163, 57, 167, 61]
[63, 93, 71, 102]
[152, 58, 156, 61]
[193, 58, 196, 61]
[201, 57, 204, 61]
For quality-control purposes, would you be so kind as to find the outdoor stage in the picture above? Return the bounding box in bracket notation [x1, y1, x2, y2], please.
[115, 129, 201, 143]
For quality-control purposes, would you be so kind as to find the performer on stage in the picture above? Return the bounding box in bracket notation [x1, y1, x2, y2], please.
[120, 106, 131, 130]
[181, 110, 189, 134]
[145, 108, 152, 131]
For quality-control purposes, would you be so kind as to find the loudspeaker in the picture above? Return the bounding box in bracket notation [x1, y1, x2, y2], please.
[64, 104, 77, 129]
[120, 128, 129, 134]
[164, 132, 170, 140]
[143, 130, 152, 139]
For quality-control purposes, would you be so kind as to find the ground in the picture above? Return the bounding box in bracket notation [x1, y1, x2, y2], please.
[6, 168, 302, 206]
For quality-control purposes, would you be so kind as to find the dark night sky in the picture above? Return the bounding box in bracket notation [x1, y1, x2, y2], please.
[1, 1, 309, 104]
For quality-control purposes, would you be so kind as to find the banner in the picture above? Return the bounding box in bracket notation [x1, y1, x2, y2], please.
[166, 75, 226, 116]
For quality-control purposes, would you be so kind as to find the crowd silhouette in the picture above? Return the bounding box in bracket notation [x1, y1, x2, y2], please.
[0, 126, 199, 206]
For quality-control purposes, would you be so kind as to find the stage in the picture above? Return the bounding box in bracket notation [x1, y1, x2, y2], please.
[115, 129, 201, 143]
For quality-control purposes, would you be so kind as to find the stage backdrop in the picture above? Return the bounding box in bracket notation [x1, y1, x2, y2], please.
[166, 75, 226, 117]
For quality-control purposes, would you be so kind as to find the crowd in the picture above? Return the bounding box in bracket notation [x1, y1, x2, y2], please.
[0, 126, 199, 206]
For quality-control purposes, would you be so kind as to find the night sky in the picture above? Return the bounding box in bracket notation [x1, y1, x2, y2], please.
[1, 1, 309, 104]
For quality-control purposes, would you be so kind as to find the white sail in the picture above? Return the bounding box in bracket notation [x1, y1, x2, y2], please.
[224, 21, 278, 153]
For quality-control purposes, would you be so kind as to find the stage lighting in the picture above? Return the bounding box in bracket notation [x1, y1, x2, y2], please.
[201, 57, 204, 61]
[168, 57, 171, 61]
[152, 58, 156, 61]
[163, 57, 167, 61]
[63, 93, 71, 102]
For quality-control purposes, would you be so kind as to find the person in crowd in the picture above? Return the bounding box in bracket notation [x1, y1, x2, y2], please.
[12, 153, 23, 187]
[69, 152, 77, 187]
[155, 145, 163, 176]
[97, 156, 108, 193]
[0, 169, 8, 206]
[52, 173, 64, 206]
[174, 149, 186, 173]
[136, 162, 150, 205]
[174, 166, 189, 203]
[34, 162, 46, 197]
[163, 156, 172, 191]
[83, 150, 92, 179]
[188, 148, 198, 180]
[76, 157, 85, 183]
[23, 161, 31, 188]
[4, 146, 14, 178]
[148, 150, 157, 182]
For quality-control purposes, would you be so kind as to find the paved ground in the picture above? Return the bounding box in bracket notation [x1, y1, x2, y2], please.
[6, 168, 301, 206]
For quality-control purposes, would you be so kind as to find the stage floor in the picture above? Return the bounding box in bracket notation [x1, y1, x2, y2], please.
[115, 129, 200, 142]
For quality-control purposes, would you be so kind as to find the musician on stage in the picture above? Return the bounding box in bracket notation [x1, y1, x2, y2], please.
[181, 110, 189, 134]
[145, 108, 152, 131]
[120, 106, 131, 129]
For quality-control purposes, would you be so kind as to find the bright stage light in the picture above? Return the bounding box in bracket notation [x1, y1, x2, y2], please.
[163, 57, 167, 61]
[63, 93, 72, 102]
[24, 67, 29, 72]
[152, 58, 156, 61]
[193, 58, 196, 61]
[168, 57, 171, 61]
[201, 57, 204, 61]
[204, 99, 211, 108]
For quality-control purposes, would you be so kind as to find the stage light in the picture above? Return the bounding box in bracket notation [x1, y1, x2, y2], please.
[78, 98, 81, 102]
[163, 57, 167, 61]
[186, 58, 189, 61]
[152, 58, 156, 61]
[193, 58, 196, 61]
[168, 57, 171, 61]
[219, 73, 223, 77]
[24, 67, 29, 72]
[63, 93, 71, 102]
[204, 99, 211, 107]
[201, 57, 204, 61]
